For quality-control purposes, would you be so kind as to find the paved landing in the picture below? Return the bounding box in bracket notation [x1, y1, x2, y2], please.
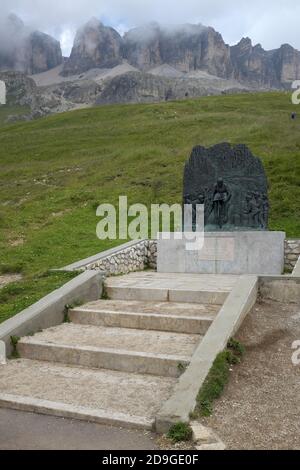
[106, 272, 238, 292]
[105, 272, 237, 304]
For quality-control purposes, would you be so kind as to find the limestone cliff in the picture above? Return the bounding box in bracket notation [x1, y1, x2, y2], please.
[230, 38, 300, 88]
[64, 19, 300, 88]
[0, 14, 62, 74]
[123, 23, 233, 78]
[62, 18, 123, 75]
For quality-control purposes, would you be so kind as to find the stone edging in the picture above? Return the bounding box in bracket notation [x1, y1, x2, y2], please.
[191, 422, 226, 450]
[155, 275, 259, 433]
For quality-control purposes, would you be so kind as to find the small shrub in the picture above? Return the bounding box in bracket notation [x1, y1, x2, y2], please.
[199, 399, 213, 417]
[10, 335, 20, 359]
[63, 300, 83, 322]
[101, 286, 110, 300]
[63, 304, 73, 323]
[177, 362, 187, 373]
[167, 422, 193, 443]
[227, 338, 245, 357]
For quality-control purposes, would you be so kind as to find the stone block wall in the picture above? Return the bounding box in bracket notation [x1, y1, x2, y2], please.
[84, 239, 157, 276]
[285, 239, 300, 272]
[76, 238, 299, 276]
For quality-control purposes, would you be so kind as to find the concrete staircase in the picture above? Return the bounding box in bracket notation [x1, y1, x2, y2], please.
[0, 272, 237, 430]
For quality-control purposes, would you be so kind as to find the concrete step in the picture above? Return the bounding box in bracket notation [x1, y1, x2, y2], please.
[69, 300, 218, 334]
[105, 272, 237, 305]
[18, 323, 201, 377]
[0, 359, 177, 430]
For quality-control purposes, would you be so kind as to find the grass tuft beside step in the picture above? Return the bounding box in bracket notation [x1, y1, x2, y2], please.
[196, 339, 245, 417]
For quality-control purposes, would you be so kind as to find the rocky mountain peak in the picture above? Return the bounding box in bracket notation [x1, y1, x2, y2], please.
[62, 18, 123, 75]
[2, 15, 300, 92]
[28, 31, 63, 74]
[278, 43, 295, 53]
[253, 44, 264, 52]
[0, 14, 62, 74]
[234, 37, 253, 52]
[122, 22, 232, 76]
[61, 20, 300, 87]
[123, 23, 161, 70]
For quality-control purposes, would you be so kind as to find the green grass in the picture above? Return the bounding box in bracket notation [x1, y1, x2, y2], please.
[167, 422, 193, 443]
[0, 271, 77, 324]
[0, 91, 299, 321]
[196, 339, 245, 417]
[10, 335, 21, 359]
[0, 104, 30, 127]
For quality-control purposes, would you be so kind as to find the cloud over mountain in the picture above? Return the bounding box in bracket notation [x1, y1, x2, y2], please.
[1, 0, 300, 56]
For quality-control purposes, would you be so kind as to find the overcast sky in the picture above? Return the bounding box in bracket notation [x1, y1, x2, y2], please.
[2, 0, 300, 56]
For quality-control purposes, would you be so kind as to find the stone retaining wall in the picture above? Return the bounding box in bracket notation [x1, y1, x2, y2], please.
[64, 238, 299, 276]
[93, 238, 297, 275]
[85, 240, 157, 275]
[285, 239, 300, 272]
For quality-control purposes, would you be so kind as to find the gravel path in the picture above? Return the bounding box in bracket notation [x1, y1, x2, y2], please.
[201, 298, 300, 450]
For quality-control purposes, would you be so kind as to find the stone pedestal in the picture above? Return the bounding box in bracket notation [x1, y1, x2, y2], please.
[157, 231, 286, 275]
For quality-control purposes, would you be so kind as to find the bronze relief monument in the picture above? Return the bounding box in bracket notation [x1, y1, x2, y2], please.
[157, 142, 285, 275]
[183, 143, 269, 230]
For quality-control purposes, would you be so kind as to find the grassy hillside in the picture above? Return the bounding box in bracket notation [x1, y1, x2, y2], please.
[0, 92, 299, 321]
[0, 104, 30, 127]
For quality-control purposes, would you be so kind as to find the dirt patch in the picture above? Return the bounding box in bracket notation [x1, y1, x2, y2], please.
[200, 298, 300, 450]
[0, 274, 22, 288]
[9, 238, 25, 247]
[51, 209, 72, 218]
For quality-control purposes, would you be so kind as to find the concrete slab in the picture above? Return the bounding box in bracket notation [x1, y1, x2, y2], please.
[168, 289, 228, 304]
[18, 342, 191, 378]
[73, 299, 220, 317]
[0, 359, 176, 429]
[18, 324, 201, 377]
[106, 272, 237, 291]
[157, 232, 285, 275]
[106, 286, 169, 302]
[70, 300, 218, 334]
[19, 323, 200, 357]
[105, 272, 237, 305]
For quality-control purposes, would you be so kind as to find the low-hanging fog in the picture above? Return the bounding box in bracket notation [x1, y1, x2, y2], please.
[1, 0, 300, 56]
